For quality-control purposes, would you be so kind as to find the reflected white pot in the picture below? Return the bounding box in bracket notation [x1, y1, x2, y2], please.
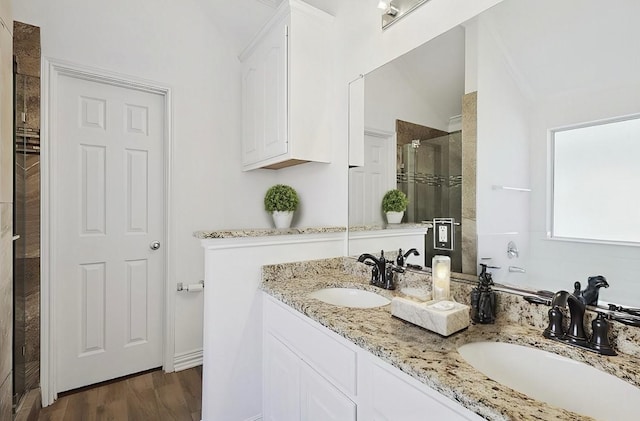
[386, 211, 404, 224]
[272, 211, 294, 229]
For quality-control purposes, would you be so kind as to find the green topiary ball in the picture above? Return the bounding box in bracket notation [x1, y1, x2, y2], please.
[382, 189, 409, 212]
[264, 184, 300, 212]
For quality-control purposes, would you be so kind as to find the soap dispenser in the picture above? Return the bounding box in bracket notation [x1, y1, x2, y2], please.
[471, 263, 498, 324]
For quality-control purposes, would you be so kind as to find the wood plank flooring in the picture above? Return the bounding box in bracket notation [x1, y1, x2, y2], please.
[38, 366, 202, 421]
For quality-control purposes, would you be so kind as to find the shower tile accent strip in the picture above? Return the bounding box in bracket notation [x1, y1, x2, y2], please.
[261, 257, 640, 421]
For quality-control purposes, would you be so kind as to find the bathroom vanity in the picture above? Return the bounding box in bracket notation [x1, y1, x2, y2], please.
[197, 226, 640, 420]
[263, 294, 481, 420]
[259, 257, 640, 421]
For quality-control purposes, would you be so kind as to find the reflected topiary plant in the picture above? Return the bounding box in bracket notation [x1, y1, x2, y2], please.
[382, 189, 408, 212]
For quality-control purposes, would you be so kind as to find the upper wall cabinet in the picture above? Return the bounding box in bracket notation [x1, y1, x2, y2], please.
[240, 0, 334, 171]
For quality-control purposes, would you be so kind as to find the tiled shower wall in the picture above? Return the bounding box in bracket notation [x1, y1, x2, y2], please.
[14, 20, 41, 398]
[395, 110, 476, 276]
[0, 0, 13, 417]
[461, 92, 477, 275]
[0, 204, 13, 420]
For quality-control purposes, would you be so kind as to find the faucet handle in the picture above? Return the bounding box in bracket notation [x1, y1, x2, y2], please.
[543, 306, 565, 339]
[390, 264, 405, 274]
[396, 248, 405, 266]
[573, 281, 582, 298]
[589, 312, 617, 356]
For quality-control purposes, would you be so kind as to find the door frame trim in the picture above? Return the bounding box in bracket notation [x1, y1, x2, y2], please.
[41, 58, 174, 406]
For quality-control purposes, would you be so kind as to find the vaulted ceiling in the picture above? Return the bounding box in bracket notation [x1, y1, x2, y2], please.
[194, 0, 339, 55]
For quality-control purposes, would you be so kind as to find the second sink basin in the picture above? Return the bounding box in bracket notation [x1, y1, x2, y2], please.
[458, 341, 640, 420]
[308, 288, 390, 308]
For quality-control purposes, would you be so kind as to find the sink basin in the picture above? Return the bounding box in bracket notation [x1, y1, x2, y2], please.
[458, 342, 640, 420]
[307, 288, 390, 308]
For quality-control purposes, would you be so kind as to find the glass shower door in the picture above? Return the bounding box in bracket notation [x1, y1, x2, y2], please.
[397, 132, 463, 271]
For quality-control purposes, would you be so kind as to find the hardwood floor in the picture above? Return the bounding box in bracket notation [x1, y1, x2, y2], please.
[38, 366, 202, 421]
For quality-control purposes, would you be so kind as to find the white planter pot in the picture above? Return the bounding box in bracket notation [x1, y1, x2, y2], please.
[386, 211, 404, 224]
[272, 211, 294, 229]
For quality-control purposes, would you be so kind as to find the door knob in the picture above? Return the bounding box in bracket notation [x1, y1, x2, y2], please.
[150, 241, 161, 250]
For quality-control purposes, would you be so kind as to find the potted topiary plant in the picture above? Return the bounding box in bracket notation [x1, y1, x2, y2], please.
[382, 189, 408, 224]
[264, 184, 300, 229]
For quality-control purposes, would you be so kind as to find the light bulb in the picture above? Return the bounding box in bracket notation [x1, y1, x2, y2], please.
[377, 1, 389, 10]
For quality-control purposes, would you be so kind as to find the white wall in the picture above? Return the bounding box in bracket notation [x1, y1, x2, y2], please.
[474, 10, 531, 286]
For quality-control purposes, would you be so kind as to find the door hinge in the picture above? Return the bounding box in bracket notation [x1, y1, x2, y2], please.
[21, 112, 26, 123]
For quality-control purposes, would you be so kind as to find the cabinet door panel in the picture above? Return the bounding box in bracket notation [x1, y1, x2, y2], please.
[242, 66, 260, 165]
[370, 360, 472, 421]
[265, 297, 357, 396]
[260, 24, 288, 160]
[300, 364, 356, 421]
[264, 334, 300, 421]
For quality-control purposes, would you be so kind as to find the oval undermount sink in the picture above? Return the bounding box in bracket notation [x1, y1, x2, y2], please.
[458, 341, 640, 420]
[307, 288, 390, 308]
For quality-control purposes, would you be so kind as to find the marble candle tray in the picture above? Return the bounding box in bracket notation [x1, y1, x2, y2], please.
[391, 297, 470, 337]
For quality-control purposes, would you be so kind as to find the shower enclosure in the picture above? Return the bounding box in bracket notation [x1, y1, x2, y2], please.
[397, 131, 463, 272]
[13, 21, 41, 409]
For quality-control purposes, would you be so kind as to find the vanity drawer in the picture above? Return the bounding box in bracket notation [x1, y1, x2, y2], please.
[264, 296, 358, 396]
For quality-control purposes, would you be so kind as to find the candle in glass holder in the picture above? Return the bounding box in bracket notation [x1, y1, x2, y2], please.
[432, 255, 451, 301]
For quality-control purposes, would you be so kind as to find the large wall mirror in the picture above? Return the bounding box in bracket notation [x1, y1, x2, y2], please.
[348, 0, 640, 306]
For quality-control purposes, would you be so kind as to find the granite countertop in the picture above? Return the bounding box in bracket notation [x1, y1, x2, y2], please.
[348, 222, 432, 232]
[260, 263, 640, 421]
[194, 226, 346, 239]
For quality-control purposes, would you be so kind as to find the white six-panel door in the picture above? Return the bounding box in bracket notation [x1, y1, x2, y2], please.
[348, 131, 396, 226]
[54, 74, 165, 392]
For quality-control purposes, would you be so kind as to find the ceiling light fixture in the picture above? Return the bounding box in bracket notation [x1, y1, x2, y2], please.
[385, 1, 399, 16]
[381, 0, 430, 30]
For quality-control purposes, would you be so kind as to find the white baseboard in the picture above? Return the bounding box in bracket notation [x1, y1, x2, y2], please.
[199, 414, 260, 421]
[173, 348, 203, 371]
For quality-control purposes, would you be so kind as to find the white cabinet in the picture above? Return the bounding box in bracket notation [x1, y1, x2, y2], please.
[263, 294, 482, 421]
[264, 334, 301, 421]
[348, 76, 365, 168]
[241, 16, 288, 168]
[358, 352, 482, 420]
[264, 333, 356, 421]
[300, 363, 356, 421]
[240, 0, 333, 171]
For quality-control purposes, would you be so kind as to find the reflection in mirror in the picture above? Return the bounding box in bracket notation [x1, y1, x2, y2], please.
[349, 0, 640, 306]
[380, 0, 430, 29]
[551, 116, 640, 244]
[348, 25, 476, 275]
